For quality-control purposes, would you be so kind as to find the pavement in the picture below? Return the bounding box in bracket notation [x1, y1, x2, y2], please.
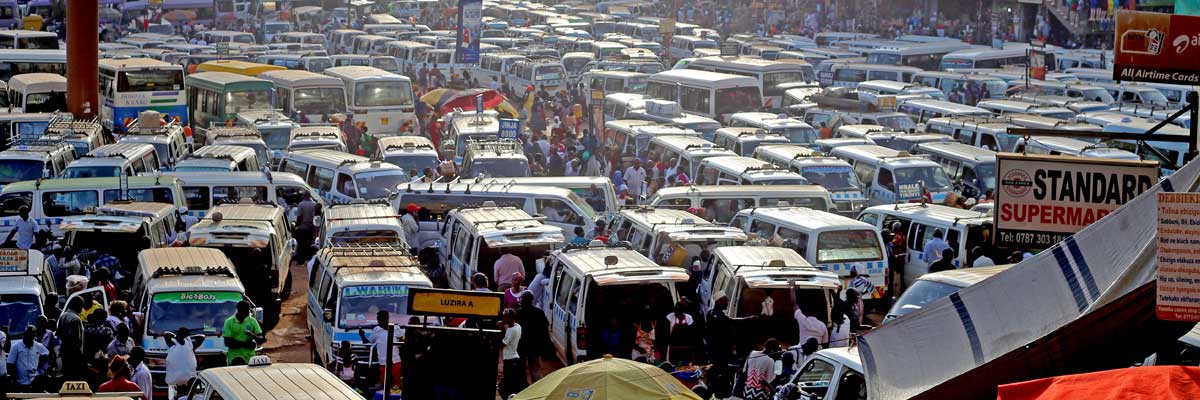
[263, 261, 312, 363]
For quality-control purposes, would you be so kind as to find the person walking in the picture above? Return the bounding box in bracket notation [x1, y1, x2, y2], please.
[106, 323, 135, 358]
[128, 347, 152, 400]
[221, 301, 264, 366]
[624, 159, 647, 199]
[294, 195, 321, 262]
[515, 292, 549, 384]
[5, 206, 40, 249]
[661, 301, 697, 366]
[929, 248, 957, 273]
[164, 328, 205, 397]
[7, 326, 49, 392]
[359, 310, 402, 391]
[706, 294, 754, 398]
[498, 309, 525, 398]
[57, 297, 85, 381]
[740, 339, 780, 400]
[889, 222, 907, 294]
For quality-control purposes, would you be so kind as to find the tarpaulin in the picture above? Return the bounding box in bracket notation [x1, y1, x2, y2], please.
[861, 158, 1200, 400]
[996, 366, 1200, 400]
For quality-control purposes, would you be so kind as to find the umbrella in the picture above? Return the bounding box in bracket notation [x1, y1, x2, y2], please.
[161, 10, 197, 22]
[420, 88, 517, 116]
[512, 355, 703, 400]
[997, 366, 1200, 400]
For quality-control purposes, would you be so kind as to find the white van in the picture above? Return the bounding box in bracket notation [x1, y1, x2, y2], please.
[258, 69, 348, 124]
[0, 175, 183, 238]
[856, 79, 947, 102]
[896, 98, 991, 124]
[911, 141, 997, 199]
[829, 145, 954, 205]
[0, 139, 75, 184]
[856, 203, 996, 286]
[825, 63, 921, 87]
[909, 71, 1007, 104]
[543, 241, 687, 363]
[119, 117, 192, 169]
[174, 144, 260, 173]
[286, 125, 347, 153]
[646, 185, 836, 224]
[727, 112, 820, 147]
[172, 170, 323, 218]
[376, 135, 439, 175]
[320, 202, 405, 246]
[323, 66, 418, 136]
[606, 120, 700, 161]
[60, 201, 179, 268]
[277, 149, 408, 202]
[441, 110, 500, 164]
[753, 144, 865, 214]
[7, 73, 66, 113]
[465, 176, 619, 217]
[711, 127, 792, 157]
[731, 207, 888, 299]
[696, 155, 810, 186]
[394, 182, 598, 244]
[306, 243, 431, 371]
[975, 99, 1073, 120]
[646, 135, 737, 180]
[187, 203, 295, 304]
[698, 246, 839, 346]
[610, 207, 747, 267]
[438, 204, 564, 290]
[883, 264, 1011, 323]
[1014, 136, 1140, 160]
[185, 358, 360, 400]
[923, 117, 1022, 152]
[63, 143, 160, 178]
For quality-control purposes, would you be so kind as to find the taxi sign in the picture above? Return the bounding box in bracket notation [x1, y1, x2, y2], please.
[0, 249, 30, 275]
[60, 381, 93, 395]
[408, 287, 503, 318]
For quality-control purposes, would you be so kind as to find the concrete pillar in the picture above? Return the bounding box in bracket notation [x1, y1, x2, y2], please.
[67, 0, 98, 119]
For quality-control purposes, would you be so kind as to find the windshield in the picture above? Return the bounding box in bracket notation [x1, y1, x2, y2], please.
[896, 166, 953, 193]
[355, 170, 409, 199]
[264, 23, 291, 34]
[981, 80, 1007, 99]
[816, 229, 882, 264]
[18, 36, 58, 49]
[1072, 88, 1114, 103]
[715, 87, 762, 116]
[294, 87, 348, 118]
[535, 65, 565, 81]
[875, 115, 916, 131]
[307, 58, 332, 73]
[563, 57, 590, 74]
[1138, 89, 1169, 105]
[372, 58, 398, 71]
[764, 71, 806, 96]
[625, 77, 648, 94]
[868, 53, 901, 65]
[464, 158, 530, 178]
[801, 165, 861, 191]
[975, 163, 996, 191]
[0, 294, 38, 337]
[338, 285, 413, 329]
[384, 155, 439, 174]
[779, 127, 818, 144]
[259, 128, 291, 150]
[565, 190, 598, 221]
[755, 177, 808, 185]
[996, 132, 1021, 152]
[886, 280, 962, 322]
[24, 91, 67, 113]
[0, 159, 45, 183]
[148, 291, 242, 336]
[175, 166, 231, 173]
[119, 69, 183, 92]
[63, 166, 121, 178]
[355, 81, 414, 107]
[226, 90, 275, 114]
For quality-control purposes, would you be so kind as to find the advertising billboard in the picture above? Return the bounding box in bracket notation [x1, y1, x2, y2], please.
[1156, 192, 1200, 322]
[1113, 10, 1200, 84]
[995, 153, 1159, 248]
[455, 0, 483, 64]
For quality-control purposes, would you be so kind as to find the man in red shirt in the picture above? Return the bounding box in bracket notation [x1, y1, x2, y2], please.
[99, 355, 142, 393]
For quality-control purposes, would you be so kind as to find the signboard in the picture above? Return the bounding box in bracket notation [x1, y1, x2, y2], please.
[407, 287, 502, 318]
[659, 18, 676, 34]
[1113, 10, 1200, 84]
[995, 153, 1159, 248]
[720, 41, 740, 57]
[0, 249, 29, 274]
[498, 118, 520, 139]
[1156, 192, 1200, 322]
[454, 0, 483, 64]
[897, 183, 921, 201]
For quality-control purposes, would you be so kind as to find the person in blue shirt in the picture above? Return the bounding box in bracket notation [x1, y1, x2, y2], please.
[570, 227, 590, 245]
[922, 229, 952, 268]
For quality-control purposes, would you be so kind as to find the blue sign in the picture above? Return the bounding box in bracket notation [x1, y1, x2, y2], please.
[455, 0, 483, 64]
[499, 118, 520, 138]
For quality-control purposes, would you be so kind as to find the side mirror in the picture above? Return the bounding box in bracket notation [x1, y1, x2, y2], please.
[254, 307, 264, 322]
[323, 308, 333, 322]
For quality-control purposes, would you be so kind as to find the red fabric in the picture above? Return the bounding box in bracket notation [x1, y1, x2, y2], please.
[99, 377, 141, 393]
[996, 366, 1200, 400]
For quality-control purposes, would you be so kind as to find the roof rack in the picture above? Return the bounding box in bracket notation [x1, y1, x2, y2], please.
[559, 240, 634, 253]
[465, 138, 523, 156]
[152, 265, 236, 278]
[325, 242, 412, 260]
[46, 114, 103, 137]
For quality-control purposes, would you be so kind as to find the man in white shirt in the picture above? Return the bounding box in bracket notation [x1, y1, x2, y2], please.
[164, 329, 205, 398]
[972, 246, 995, 267]
[493, 250, 525, 292]
[129, 347, 153, 400]
[360, 310, 402, 390]
[7, 326, 49, 391]
[499, 309, 525, 398]
[401, 204, 421, 247]
[793, 306, 828, 348]
[623, 160, 647, 198]
[6, 207, 40, 250]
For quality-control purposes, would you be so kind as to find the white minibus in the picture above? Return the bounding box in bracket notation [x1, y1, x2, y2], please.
[644, 69, 762, 122]
[323, 66, 418, 136]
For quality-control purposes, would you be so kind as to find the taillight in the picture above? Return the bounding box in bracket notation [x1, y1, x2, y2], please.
[576, 327, 587, 350]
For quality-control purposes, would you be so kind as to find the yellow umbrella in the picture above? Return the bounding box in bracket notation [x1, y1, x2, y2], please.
[513, 355, 703, 400]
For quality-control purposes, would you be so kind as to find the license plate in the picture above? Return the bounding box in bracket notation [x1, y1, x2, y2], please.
[381, 117, 389, 125]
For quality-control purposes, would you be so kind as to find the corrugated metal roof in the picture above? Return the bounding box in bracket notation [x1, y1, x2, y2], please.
[201, 363, 361, 399]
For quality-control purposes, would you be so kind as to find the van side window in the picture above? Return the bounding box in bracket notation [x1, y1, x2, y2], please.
[555, 272, 576, 308]
[281, 160, 309, 178]
[42, 190, 99, 217]
[857, 212, 879, 227]
[748, 219, 778, 240]
[536, 199, 578, 225]
[852, 163, 874, 187]
[309, 167, 334, 192]
[184, 187, 211, 211]
[0, 192, 31, 217]
[777, 227, 809, 255]
[877, 168, 895, 192]
[336, 173, 357, 198]
[701, 198, 749, 224]
[730, 215, 749, 231]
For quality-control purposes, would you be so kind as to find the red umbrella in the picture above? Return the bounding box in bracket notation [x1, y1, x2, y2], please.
[430, 89, 512, 115]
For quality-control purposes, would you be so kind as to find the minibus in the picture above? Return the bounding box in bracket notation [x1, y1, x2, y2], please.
[466, 176, 619, 217]
[323, 66, 418, 136]
[277, 149, 408, 202]
[376, 135, 438, 175]
[924, 116, 1023, 151]
[727, 112, 820, 146]
[753, 144, 865, 214]
[644, 69, 762, 122]
[438, 204, 565, 290]
[543, 242, 686, 364]
[646, 135, 737, 180]
[196, 60, 286, 77]
[287, 125, 346, 153]
[856, 203, 997, 286]
[896, 98, 991, 124]
[884, 264, 1012, 323]
[684, 56, 815, 109]
[940, 46, 1029, 70]
[390, 182, 598, 243]
[825, 63, 921, 87]
[696, 155, 810, 186]
[605, 120, 699, 161]
[171, 170, 322, 218]
[731, 206, 888, 299]
[441, 110, 500, 164]
[507, 59, 568, 98]
[610, 207, 746, 267]
[8, 73, 65, 113]
[667, 35, 718, 62]
[829, 145, 954, 205]
[712, 127, 791, 157]
[258, 70, 348, 124]
[910, 71, 1008, 104]
[976, 99, 1074, 119]
[0, 49, 66, 82]
[856, 79, 947, 102]
[97, 58, 187, 134]
[0, 30, 58, 49]
[63, 143, 159, 178]
[910, 141, 996, 199]
[0, 139, 74, 183]
[0, 175, 183, 238]
[184, 72, 276, 141]
[174, 144, 260, 173]
[864, 41, 971, 70]
[187, 203, 293, 304]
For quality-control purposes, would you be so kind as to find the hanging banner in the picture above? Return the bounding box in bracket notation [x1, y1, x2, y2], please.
[454, 0, 482, 64]
[1156, 192, 1200, 322]
[1113, 10, 1200, 84]
[995, 153, 1159, 248]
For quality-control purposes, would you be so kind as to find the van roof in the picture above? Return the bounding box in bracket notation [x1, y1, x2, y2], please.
[917, 264, 1012, 288]
[712, 246, 840, 289]
[286, 149, 402, 174]
[258, 69, 343, 87]
[96, 201, 176, 219]
[87, 142, 155, 158]
[314, 244, 428, 285]
[862, 203, 992, 225]
[619, 207, 708, 228]
[555, 244, 689, 281]
[138, 248, 244, 293]
[171, 171, 306, 187]
[652, 184, 830, 198]
[198, 362, 361, 399]
[701, 156, 788, 173]
[650, 136, 736, 156]
[715, 127, 790, 143]
[814, 347, 863, 373]
[452, 206, 564, 243]
[324, 203, 400, 231]
[378, 135, 435, 153]
[913, 142, 996, 162]
[740, 207, 875, 231]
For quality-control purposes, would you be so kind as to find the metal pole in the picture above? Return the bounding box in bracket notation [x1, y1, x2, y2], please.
[1189, 92, 1199, 162]
[66, 0, 98, 119]
[383, 323, 395, 399]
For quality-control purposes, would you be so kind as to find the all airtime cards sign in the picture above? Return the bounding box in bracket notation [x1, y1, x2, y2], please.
[1157, 192, 1200, 322]
[1113, 10, 1200, 84]
[995, 153, 1158, 248]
